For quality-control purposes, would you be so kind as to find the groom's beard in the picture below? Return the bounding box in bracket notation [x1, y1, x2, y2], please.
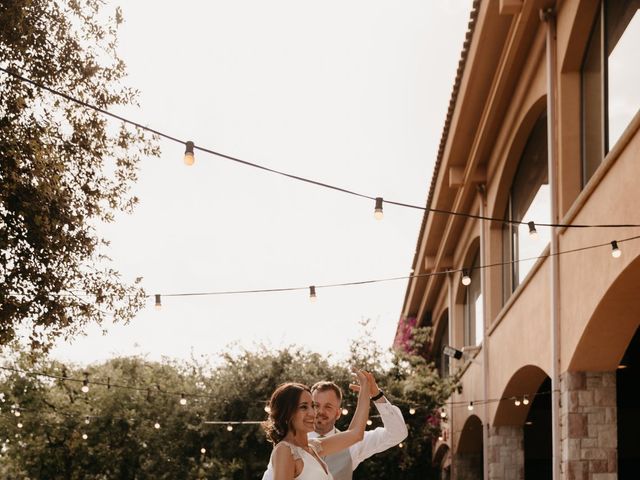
[314, 414, 334, 435]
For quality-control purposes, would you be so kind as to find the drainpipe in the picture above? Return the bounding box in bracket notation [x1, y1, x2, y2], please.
[478, 185, 490, 480]
[541, 8, 561, 479]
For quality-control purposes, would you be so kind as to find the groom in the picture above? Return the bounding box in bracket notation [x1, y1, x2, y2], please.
[261, 375, 407, 480]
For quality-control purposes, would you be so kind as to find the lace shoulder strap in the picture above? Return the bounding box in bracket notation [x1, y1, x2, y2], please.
[307, 438, 324, 456]
[278, 441, 303, 461]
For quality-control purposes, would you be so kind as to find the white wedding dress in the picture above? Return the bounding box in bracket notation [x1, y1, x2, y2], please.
[263, 439, 333, 480]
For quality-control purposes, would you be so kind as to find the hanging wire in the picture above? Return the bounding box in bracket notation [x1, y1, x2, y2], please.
[2, 66, 640, 230]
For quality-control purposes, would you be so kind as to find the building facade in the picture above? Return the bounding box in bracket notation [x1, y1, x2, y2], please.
[398, 1, 640, 478]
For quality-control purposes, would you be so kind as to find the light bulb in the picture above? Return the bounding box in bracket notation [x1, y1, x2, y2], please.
[514, 398, 521, 406]
[14, 411, 20, 417]
[467, 402, 474, 411]
[155, 294, 162, 310]
[398, 442, 404, 449]
[184, 141, 195, 166]
[81, 383, 89, 394]
[17, 423, 22, 429]
[374, 197, 384, 220]
[264, 406, 271, 413]
[179, 394, 187, 406]
[82, 433, 88, 440]
[366, 419, 372, 426]
[523, 395, 530, 405]
[85, 417, 90, 425]
[528, 221, 538, 239]
[440, 409, 447, 419]
[226, 425, 233, 432]
[341, 408, 348, 415]
[309, 286, 317, 302]
[409, 408, 416, 415]
[154, 422, 161, 429]
[200, 448, 206, 454]
[611, 240, 621, 258]
[438, 435, 443, 442]
[461, 270, 471, 286]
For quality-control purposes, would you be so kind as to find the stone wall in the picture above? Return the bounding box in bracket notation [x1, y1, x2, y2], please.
[560, 371, 617, 480]
[488, 425, 524, 479]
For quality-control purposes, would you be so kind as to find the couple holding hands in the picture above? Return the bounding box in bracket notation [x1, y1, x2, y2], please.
[261, 369, 407, 480]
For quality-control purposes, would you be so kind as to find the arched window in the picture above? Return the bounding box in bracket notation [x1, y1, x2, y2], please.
[582, 0, 640, 185]
[502, 113, 550, 301]
[464, 253, 483, 346]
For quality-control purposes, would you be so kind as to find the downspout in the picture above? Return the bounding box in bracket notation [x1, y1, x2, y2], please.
[541, 8, 561, 479]
[478, 185, 490, 480]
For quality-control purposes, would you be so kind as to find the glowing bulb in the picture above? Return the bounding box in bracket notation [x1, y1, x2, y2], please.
[81, 382, 89, 394]
[264, 406, 271, 413]
[440, 409, 447, 419]
[523, 395, 530, 405]
[467, 402, 474, 411]
[85, 417, 90, 424]
[179, 394, 187, 406]
[398, 442, 404, 449]
[14, 411, 20, 418]
[409, 408, 416, 415]
[461, 270, 471, 286]
[366, 419, 372, 426]
[527, 221, 538, 239]
[438, 435, 443, 442]
[155, 294, 162, 310]
[309, 286, 317, 302]
[17, 423, 22, 429]
[226, 425, 233, 432]
[611, 240, 621, 258]
[374, 197, 384, 220]
[514, 398, 521, 406]
[184, 141, 195, 166]
[154, 422, 161, 429]
[200, 448, 206, 454]
[341, 408, 348, 415]
[82, 433, 88, 440]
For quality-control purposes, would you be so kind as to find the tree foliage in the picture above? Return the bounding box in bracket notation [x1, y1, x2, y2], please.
[0, 326, 458, 479]
[0, 0, 159, 349]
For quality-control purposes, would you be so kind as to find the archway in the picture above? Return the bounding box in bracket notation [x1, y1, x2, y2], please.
[618, 326, 640, 478]
[455, 415, 483, 479]
[523, 377, 552, 478]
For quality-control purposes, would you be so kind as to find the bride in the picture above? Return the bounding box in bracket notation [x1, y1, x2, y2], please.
[262, 369, 371, 480]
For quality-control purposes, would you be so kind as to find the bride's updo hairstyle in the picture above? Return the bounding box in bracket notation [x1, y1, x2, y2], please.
[262, 382, 311, 444]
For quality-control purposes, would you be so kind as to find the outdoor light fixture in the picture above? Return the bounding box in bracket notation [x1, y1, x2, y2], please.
[467, 402, 474, 411]
[367, 419, 373, 426]
[82, 433, 88, 440]
[461, 269, 471, 286]
[440, 409, 447, 419]
[522, 395, 530, 405]
[180, 394, 187, 406]
[611, 240, 621, 258]
[398, 443, 404, 449]
[154, 422, 161, 429]
[341, 408, 349, 415]
[184, 141, 195, 166]
[264, 405, 271, 413]
[84, 416, 90, 425]
[309, 286, 317, 302]
[409, 408, 416, 415]
[200, 448, 206, 454]
[443, 345, 463, 360]
[528, 221, 538, 239]
[81, 373, 89, 393]
[226, 425, 233, 432]
[155, 294, 162, 310]
[514, 398, 521, 406]
[17, 423, 23, 429]
[374, 197, 384, 220]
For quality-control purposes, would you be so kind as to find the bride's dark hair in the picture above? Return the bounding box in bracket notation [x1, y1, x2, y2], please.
[262, 382, 311, 444]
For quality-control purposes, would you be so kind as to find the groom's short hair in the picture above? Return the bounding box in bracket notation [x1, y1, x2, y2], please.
[311, 381, 343, 403]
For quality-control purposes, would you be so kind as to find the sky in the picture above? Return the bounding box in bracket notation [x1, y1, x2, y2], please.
[52, 0, 474, 365]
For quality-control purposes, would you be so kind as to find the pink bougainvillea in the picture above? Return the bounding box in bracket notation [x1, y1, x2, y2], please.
[393, 316, 417, 353]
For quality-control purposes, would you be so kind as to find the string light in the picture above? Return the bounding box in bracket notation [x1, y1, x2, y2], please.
[467, 402, 474, 411]
[84, 416, 90, 424]
[522, 395, 529, 405]
[155, 294, 162, 310]
[180, 393, 187, 406]
[514, 398, 521, 406]
[226, 425, 233, 432]
[184, 141, 195, 166]
[374, 197, 384, 220]
[440, 409, 447, 419]
[309, 286, 317, 302]
[200, 448, 206, 454]
[611, 240, 622, 258]
[398, 442, 404, 449]
[341, 408, 349, 415]
[81, 373, 89, 393]
[14, 410, 20, 418]
[528, 221, 538, 239]
[461, 269, 471, 286]
[264, 405, 271, 413]
[154, 422, 161, 429]
[409, 408, 416, 415]
[366, 419, 373, 426]
[17, 423, 22, 429]
[82, 433, 88, 440]
[3, 67, 640, 232]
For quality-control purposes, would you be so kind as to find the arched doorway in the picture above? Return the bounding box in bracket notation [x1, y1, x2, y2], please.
[618, 326, 640, 478]
[524, 377, 552, 478]
[455, 415, 483, 479]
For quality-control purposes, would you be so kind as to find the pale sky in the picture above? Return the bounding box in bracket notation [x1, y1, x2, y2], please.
[52, 0, 474, 365]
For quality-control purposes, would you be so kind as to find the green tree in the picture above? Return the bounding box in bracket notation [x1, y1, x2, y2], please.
[0, 0, 159, 349]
